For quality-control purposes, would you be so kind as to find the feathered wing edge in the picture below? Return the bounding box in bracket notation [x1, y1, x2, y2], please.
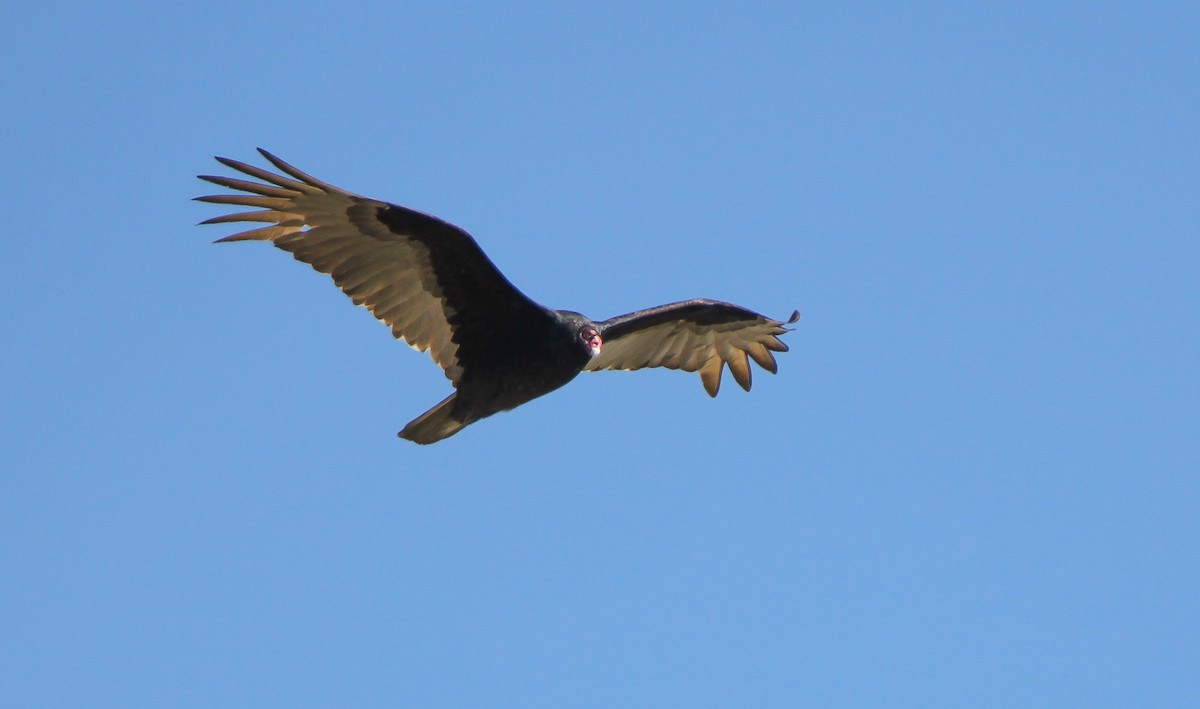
[693, 309, 798, 396]
[194, 149, 471, 383]
[196, 149, 351, 243]
[586, 302, 800, 396]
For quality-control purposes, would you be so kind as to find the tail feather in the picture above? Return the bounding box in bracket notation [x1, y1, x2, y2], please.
[398, 393, 468, 444]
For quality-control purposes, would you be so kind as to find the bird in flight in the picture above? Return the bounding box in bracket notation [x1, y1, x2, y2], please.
[197, 150, 799, 443]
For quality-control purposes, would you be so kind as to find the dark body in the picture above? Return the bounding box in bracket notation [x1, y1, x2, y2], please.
[405, 309, 598, 444]
[198, 150, 797, 443]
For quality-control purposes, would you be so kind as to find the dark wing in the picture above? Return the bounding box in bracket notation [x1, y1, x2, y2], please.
[196, 149, 549, 385]
[584, 299, 799, 396]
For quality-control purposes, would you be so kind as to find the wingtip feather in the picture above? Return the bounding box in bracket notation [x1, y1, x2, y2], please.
[727, 350, 753, 392]
[746, 344, 778, 374]
[700, 357, 723, 397]
[254, 148, 337, 190]
[212, 224, 293, 242]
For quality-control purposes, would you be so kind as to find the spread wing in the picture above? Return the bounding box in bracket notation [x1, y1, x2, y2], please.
[584, 299, 799, 396]
[196, 149, 549, 385]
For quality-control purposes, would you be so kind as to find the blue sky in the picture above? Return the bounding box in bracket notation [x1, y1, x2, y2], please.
[2, 2, 1197, 706]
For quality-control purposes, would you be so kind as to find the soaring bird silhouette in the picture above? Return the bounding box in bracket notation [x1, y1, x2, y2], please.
[197, 150, 799, 443]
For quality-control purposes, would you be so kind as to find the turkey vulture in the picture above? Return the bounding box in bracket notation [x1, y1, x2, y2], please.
[197, 150, 799, 444]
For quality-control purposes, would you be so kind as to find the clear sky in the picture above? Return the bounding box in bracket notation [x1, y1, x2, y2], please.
[2, 2, 1197, 706]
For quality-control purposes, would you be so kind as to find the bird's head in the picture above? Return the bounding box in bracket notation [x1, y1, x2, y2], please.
[580, 325, 603, 357]
[555, 310, 603, 358]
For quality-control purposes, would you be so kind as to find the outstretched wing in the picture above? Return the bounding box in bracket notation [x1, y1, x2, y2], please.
[584, 299, 799, 396]
[196, 149, 549, 385]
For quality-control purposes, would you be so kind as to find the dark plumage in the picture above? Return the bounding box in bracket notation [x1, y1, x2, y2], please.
[197, 150, 799, 443]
